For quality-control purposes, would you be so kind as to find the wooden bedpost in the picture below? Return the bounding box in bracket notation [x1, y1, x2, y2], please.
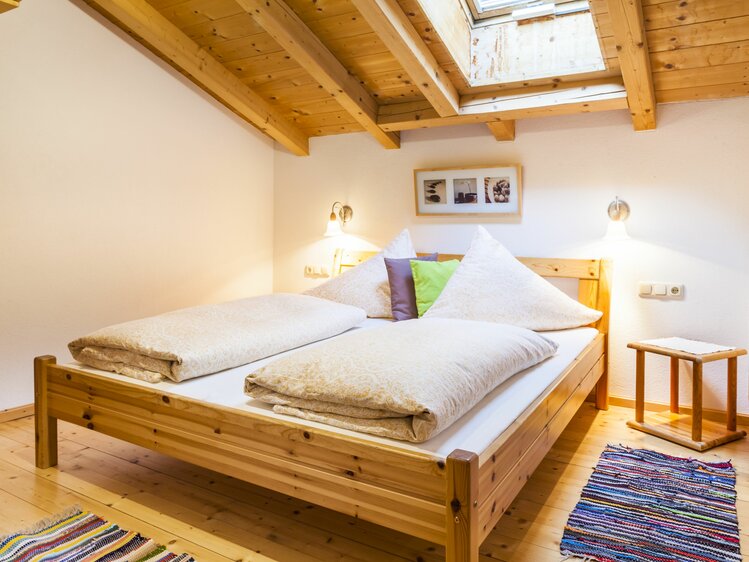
[594, 259, 612, 410]
[34, 355, 58, 468]
[446, 449, 479, 562]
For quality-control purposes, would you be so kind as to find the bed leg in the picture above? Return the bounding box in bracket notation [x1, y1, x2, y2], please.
[34, 355, 58, 468]
[595, 365, 609, 410]
[446, 449, 479, 562]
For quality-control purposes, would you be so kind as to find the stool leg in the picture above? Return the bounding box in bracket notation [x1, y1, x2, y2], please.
[727, 357, 737, 432]
[670, 357, 679, 414]
[692, 361, 703, 442]
[635, 350, 645, 423]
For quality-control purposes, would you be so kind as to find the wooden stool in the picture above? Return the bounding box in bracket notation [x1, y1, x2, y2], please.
[626, 340, 747, 451]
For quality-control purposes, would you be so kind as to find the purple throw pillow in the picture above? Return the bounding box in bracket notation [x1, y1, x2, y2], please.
[385, 253, 439, 321]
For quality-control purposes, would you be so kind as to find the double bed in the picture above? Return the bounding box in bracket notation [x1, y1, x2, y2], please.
[34, 250, 611, 562]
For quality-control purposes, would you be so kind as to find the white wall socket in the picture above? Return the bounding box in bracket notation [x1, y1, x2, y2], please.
[639, 282, 683, 298]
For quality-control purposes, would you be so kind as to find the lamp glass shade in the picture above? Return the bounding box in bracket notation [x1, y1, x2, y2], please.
[604, 220, 630, 241]
[324, 217, 343, 237]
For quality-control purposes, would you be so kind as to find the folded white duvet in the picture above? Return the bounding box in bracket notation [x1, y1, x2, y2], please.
[245, 318, 558, 442]
[69, 294, 366, 383]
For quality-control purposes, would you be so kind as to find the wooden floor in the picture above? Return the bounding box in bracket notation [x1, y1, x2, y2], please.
[0, 405, 747, 561]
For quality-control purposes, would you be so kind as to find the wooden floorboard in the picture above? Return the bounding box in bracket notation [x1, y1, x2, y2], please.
[0, 404, 746, 561]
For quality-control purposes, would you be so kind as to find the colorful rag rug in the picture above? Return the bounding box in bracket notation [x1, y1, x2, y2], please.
[0, 507, 196, 562]
[560, 444, 741, 561]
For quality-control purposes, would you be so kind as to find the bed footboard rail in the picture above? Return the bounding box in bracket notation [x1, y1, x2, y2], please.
[34, 355, 58, 469]
[32, 357, 450, 544]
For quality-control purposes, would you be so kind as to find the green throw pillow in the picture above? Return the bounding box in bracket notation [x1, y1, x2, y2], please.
[410, 259, 460, 317]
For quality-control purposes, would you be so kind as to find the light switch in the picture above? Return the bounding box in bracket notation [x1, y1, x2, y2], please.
[652, 284, 667, 296]
[638, 283, 652, 296]
[304, 264, 332, 278]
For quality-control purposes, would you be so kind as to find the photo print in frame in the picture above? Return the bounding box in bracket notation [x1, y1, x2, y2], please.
[414, 165, 522, 217]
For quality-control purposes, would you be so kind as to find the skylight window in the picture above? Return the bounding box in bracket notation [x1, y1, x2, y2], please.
[468, 0, 588, 21]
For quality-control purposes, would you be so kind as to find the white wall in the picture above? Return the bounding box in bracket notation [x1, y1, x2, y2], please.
[274, 98, 749, 414]
[0, 0, 275, 410]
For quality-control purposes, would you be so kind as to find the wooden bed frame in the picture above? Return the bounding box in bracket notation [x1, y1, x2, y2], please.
[34, 251, 611, 562]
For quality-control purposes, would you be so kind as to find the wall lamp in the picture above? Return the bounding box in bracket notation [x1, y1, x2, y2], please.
[605, 196, 631, 241]
[324, 201, 353, 237]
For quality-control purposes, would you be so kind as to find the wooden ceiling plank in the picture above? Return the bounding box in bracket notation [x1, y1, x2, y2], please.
[607, 0, 657, 130]
[486, 121, 516, 142]
[349, 0, 460, 116]
[650, 40, 749, 73]
[656, 81, 749, 103]
[236, 0, 400, 149]
[155, 0, 246, 30]
[646, 16, 749, 53]
[643, 0, 749, 32]
[378, 81, 629, 130]
[82, 0, 309, 155]
[654, 61, 749, 91]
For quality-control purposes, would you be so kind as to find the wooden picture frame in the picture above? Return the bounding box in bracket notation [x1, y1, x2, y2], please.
[414, 164, 522, 217]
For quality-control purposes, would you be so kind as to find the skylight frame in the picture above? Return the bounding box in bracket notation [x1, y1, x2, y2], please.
[466, 0, 585, 21]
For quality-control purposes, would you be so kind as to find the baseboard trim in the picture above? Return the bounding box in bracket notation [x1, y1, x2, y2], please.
[609, 395, 749, 428]
[0, 404, 34, 423]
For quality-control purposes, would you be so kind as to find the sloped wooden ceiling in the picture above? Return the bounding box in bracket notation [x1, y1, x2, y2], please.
[84, 0, 749, 154]
[593, 0, 749, 104]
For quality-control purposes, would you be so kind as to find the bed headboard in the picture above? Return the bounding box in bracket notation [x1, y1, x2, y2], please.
[332, 249, 612, 335]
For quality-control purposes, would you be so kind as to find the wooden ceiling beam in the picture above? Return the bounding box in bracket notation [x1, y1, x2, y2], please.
[82, 0, 309, 156]
[236, 0, 400, 150]
[349, 0, 460, 116]
[606, 0, 657, 130]
[486, 121, 516, 142]
[378, 81, 629, 131]
[0, 0, 19, 14]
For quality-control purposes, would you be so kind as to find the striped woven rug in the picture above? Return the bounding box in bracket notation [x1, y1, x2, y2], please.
[561, 444, 742, 561]
[0, 507, 196, 562]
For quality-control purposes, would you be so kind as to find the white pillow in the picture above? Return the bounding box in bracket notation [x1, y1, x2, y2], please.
[305, 229, 416, 317]
[424, 226, 602, 330]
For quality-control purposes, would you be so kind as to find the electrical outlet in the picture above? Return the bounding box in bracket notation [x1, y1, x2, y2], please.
[667, 284, 683, 297]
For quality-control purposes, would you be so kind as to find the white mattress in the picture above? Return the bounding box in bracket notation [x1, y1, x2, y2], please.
[65, 319, 598, 458]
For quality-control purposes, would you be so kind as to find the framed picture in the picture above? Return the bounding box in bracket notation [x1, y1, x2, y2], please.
[414, 164, 522, 217]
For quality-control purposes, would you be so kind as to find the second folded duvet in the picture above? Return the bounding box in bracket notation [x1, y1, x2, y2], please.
[245, 318, 558, 442]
